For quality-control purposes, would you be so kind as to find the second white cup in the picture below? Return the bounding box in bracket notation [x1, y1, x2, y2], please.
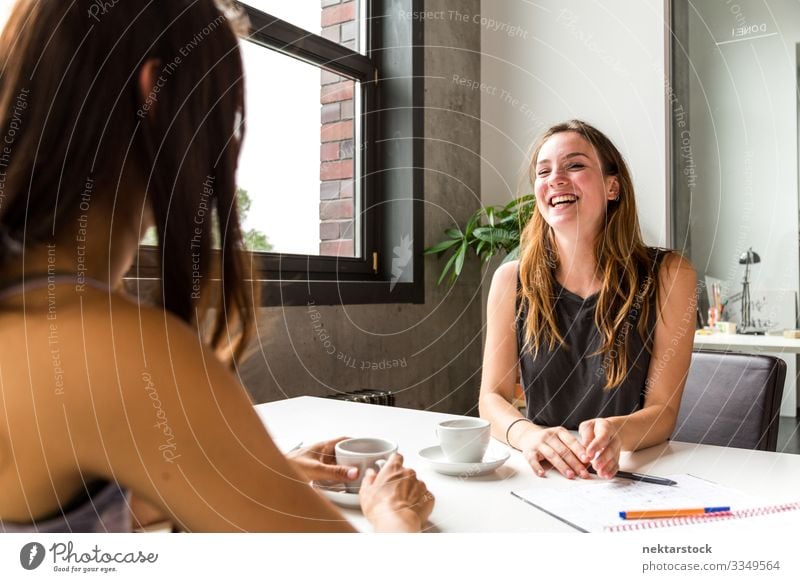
[436, 417, 490, 463]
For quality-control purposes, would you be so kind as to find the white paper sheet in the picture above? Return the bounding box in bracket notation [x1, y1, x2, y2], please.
[511, 474, 796, 532]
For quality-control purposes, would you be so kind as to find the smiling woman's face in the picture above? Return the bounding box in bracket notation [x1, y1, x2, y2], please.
[533, 131, 619, 240]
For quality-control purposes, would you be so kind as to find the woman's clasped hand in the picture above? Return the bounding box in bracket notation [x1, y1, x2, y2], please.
[517, 418, 621, 480]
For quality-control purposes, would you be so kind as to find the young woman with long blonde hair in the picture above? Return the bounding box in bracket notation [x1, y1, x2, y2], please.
[480, 120, 696, 480]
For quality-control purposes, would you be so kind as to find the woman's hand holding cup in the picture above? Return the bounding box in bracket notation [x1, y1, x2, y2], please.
[286, 436, 361, 484]
[359, 453, 434, 533]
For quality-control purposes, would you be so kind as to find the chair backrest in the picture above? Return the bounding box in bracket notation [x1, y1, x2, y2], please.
[671, 350, 786, 451]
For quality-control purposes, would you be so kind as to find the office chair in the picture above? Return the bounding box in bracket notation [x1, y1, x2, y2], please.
[671, 350, 786, 451]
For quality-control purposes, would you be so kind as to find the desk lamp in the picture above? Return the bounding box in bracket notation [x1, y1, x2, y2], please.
[738, 247, 761, 332]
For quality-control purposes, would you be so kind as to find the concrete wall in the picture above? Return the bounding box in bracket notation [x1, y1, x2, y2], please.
[478, 0, 670, 332]
[683, 0, 800, 416]
[239, 0, 484, 414]
[480, 0, 669, 246]
[686, 0, 799, 297]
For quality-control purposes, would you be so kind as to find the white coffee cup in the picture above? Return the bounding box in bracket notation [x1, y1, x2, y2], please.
[436, 417, 490, 463]
[335, 437, 398, 493]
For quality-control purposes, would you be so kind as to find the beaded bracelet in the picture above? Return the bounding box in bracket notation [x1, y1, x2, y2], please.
[505, 417, 533, 451]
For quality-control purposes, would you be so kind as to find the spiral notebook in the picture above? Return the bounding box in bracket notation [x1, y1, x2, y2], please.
[511, 474, 800, 532]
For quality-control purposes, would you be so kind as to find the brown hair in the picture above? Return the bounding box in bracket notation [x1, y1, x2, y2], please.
[519, 119, 666, 389]
[0, 0, 256, 364]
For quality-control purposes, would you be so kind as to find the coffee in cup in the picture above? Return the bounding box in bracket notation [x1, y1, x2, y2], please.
[436, 417, 490, 463]
[335, 437, 398, 493]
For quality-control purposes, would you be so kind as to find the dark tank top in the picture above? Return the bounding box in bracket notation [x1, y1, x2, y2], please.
[516, 251, 665, 429]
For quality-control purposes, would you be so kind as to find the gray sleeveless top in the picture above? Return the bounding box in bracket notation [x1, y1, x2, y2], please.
[516, 252, 664, 429]
[1, 482, 132, 533]
[0, 274, 132, 533]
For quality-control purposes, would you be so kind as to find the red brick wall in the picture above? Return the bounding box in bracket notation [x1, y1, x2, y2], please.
[319, 0, 357, 257]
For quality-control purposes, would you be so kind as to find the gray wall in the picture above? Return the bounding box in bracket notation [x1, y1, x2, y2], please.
[682, 0, 800, 417]
[480, 0, 670, 246]
[686, 0, 799, 294]
[239, 0, 484, 414]
[478, 0, 670, 330]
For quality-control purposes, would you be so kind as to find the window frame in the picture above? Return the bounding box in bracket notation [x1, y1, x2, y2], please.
[238, 2, 379, 282]
[130, 0, 425, 306]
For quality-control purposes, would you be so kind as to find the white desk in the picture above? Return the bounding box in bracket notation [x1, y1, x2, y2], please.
[255, 396, 800, 532]
[694, 332, 800, 353]
[694, 332, 799, 416]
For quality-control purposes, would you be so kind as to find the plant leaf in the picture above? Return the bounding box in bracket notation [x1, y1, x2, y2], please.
[504, 193, 536, 211]
[423, 238, 461, 255]
[437, 248, 460, 286]
[465, 211, 481, 237]
[454, 239, 468, 277]
[473, 226, 515, 244]
[445, 228, 463, 239]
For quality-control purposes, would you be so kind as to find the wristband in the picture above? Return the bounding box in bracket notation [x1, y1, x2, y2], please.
[505, 417, 533, 451]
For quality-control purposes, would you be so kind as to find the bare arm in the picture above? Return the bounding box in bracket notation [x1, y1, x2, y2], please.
[73, 302, 429, 532]
[478, 262, 590, 478]
[480, 255, 697, 481]
[594, 253, 697, 453]
[478, 261, 528, 443]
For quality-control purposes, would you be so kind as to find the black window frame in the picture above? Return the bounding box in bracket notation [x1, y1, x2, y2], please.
[129, 0, 425, 307]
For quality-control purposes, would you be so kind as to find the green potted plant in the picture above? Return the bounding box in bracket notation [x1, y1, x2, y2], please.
[425, 194, 535, 286]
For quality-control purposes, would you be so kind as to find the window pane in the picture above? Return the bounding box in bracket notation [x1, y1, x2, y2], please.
[0, 0, 13, 31]
[243, 0, 362, 54]
[238, 39, 357, 257]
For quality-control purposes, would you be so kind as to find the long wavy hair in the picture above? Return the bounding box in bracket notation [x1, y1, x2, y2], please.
[0, 0, 255, 365]
[519, 120, 665, 389]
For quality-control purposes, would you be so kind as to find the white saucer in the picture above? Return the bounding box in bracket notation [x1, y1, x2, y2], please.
[311, 481, 361, 509]
[418, 445, 510, 477]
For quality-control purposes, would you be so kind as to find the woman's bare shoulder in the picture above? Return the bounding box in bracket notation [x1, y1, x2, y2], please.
[486, 260, 519, 315]
[655, 251, 696, 288]
[491, 260, 519, 288]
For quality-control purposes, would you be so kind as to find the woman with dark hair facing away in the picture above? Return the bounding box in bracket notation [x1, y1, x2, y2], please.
[0, 0, 432, 532]
[480, 120, 696, 480]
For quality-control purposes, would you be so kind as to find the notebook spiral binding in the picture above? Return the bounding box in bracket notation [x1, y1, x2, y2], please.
[604, 501, 800, 532]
